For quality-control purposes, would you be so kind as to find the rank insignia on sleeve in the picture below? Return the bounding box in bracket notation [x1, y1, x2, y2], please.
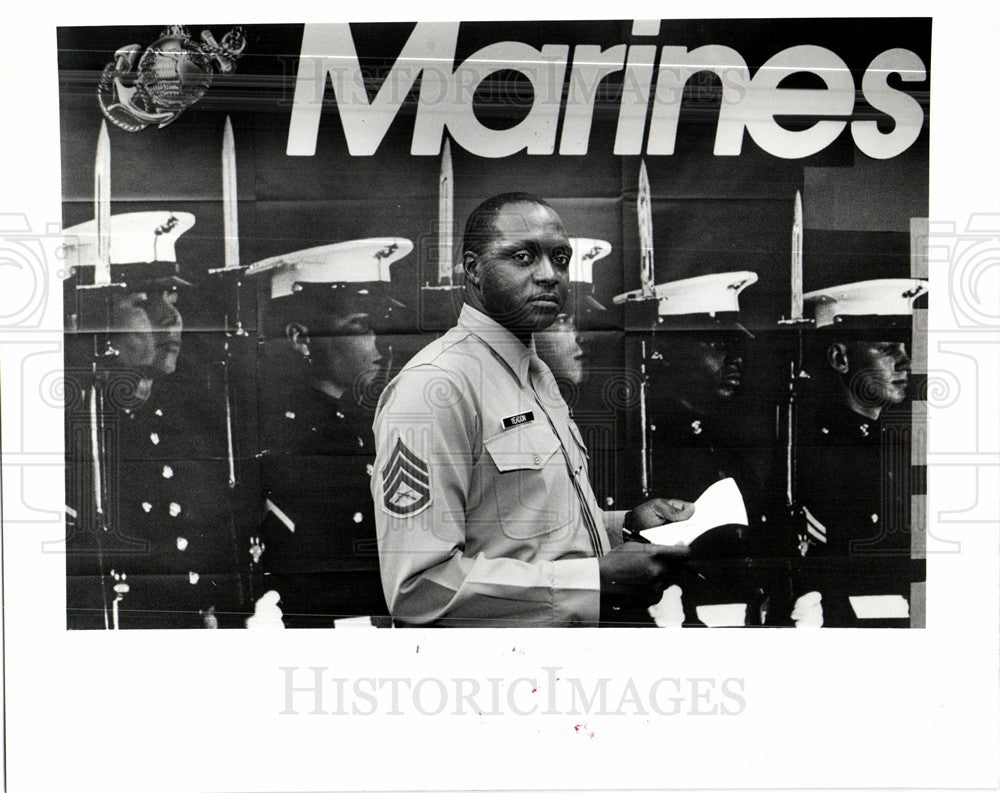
[382, 437, 432, 517]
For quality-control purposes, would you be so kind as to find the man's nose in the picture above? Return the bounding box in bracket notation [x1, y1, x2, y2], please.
[896, 344, 910, 369]
[533, 254, 559, 283]
[150, 295, 182, 329]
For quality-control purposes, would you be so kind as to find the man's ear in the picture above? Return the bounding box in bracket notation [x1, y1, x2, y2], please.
[463, 251, 480, 288]
[285, 322, 310, 358]
[827, 341, 849, 374]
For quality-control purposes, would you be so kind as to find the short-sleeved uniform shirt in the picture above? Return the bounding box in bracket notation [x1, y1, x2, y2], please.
[372, 305, 625, 627]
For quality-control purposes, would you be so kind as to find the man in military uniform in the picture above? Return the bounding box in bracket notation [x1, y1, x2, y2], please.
[372, 193, 695, 627]
[64, 211, 246, 628]
[615, 272, 762, 626]
[250, 238, 412, 627]
[794, 278, 928, 627]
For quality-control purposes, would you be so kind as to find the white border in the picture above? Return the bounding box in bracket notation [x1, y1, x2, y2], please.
[1, 2, 997, 791]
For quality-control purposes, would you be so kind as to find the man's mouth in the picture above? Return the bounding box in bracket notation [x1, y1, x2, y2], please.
[531, 294, 561, 305]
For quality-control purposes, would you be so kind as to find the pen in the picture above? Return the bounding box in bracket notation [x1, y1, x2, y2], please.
[621, 526, 650, 543]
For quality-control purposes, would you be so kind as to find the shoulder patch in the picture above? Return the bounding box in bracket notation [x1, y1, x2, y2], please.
[382, 437, 432, 517]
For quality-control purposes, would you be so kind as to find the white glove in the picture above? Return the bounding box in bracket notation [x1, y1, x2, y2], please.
[791, 591, 824, 627]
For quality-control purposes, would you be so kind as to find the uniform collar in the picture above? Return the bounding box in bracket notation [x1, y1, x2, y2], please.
[819, 403, 883, 440]
[458, 304, 535, 388]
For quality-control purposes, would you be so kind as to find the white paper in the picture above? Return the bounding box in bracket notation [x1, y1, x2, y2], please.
[640, 477, 748, 546]
[849, 594, 910, 619]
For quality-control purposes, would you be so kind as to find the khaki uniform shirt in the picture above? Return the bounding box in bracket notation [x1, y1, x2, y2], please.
[372, 305, 624, 626]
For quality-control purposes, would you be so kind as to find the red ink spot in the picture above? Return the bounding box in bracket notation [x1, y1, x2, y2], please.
[416, 645, 420, 653]
[531, 688, 537, 694]
[574, 724, 585, 733]
[589, 732, 595, 739]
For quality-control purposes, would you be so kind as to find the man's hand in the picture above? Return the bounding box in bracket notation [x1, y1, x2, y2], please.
[625, 498, 695, 531]
[599, 541, 691, 609]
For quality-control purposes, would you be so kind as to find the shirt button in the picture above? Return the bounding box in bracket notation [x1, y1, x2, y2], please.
[532, 454, 540, 465]
[871, 513, 879, 523]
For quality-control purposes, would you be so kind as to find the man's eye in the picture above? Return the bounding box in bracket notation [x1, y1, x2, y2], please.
[553, 253, 571, 268]
[513, 251, 535, 265]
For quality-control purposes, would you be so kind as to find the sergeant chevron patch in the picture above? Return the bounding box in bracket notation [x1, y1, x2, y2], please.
[382, 437, 432, 517]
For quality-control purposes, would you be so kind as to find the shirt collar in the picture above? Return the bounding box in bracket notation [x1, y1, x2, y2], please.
[458, 304, 535, 387]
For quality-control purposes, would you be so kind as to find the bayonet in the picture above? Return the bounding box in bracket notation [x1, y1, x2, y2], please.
[94, 121, 111, 286]
[438, 138, 453, 285]
[790, 190, 803, 321]
[638, 159, 654, 298]
[222, 116, 240, 271]
[211, 116, 242, 487]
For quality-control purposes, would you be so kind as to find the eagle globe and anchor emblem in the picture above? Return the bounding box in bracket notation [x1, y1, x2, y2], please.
[98, 25, 247, 132]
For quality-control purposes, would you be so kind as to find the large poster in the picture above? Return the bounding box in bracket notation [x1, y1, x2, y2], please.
[57, 19, 930, 629]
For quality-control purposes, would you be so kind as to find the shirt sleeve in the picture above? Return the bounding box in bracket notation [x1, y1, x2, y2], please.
[372, 365, 600, 627]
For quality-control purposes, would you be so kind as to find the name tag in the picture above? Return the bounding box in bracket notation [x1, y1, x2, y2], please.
[502, 411, 534, 429]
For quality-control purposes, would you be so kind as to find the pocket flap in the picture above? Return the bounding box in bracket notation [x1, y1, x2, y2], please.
[484, 425, 560, 472]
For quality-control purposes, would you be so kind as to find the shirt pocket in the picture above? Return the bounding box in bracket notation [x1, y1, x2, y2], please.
[483, 424, 575, 539]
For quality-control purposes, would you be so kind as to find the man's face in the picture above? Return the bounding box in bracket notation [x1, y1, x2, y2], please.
[656, 335, 744, 415]
[467, 201, 572, 334]
[845, 341, 910, 406]
[307, 312, 383, 396]
[535, 314, 584, 385]
[110, 288, 183, 376]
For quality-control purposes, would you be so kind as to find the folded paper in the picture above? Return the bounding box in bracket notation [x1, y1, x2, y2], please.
[640, 477, 748, 546]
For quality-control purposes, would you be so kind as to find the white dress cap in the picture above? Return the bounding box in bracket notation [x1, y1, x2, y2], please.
[803, 278, 928, 328]
[246, 238, 413, 299]
[649, 271, 758, 317]
[62, 211, 196, 268]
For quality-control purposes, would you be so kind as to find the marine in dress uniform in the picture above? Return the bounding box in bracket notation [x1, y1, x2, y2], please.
[534, 237, 610, 393]
[248, 238, 412, 628]
[615, 272, 763, 626]
[372, 193, 694, 627]
[64, 211, 246, 628]
[793, 278, 928, 627]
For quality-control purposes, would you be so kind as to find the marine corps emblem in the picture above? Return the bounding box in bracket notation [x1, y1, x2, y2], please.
[97, 25, 246, 132]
